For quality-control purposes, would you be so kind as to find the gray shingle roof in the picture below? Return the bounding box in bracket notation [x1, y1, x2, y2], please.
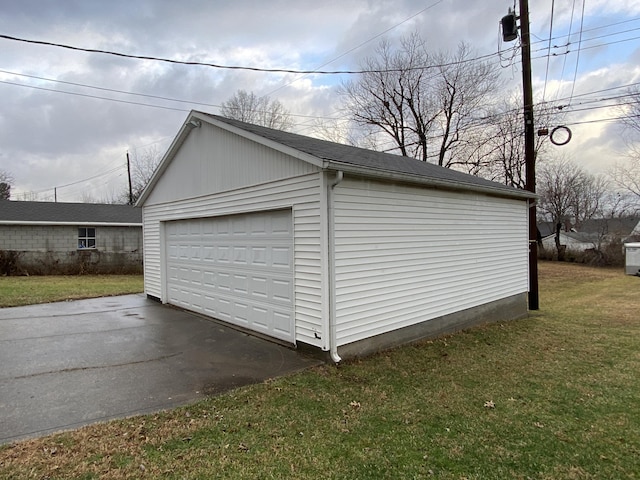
[0, 200, 142, 224]
[201, 112, 531, 199]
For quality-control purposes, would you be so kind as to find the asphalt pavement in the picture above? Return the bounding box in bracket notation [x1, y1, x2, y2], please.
[0, 294, 320, 444]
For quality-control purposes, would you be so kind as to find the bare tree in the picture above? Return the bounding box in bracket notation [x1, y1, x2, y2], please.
[0, 169, 14, 200]
[537, 157, 609, 258]
[339, 33, 501, 167]
[612, 85, 640, 208]
[473, 95, 561, 188]
[610, 154, 640, 202]
[617, 85, 640, 134]
[220, 90, 293, 131]
[432, 43, 502, 168]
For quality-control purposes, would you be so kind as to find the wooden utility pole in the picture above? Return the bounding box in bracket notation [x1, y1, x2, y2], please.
[126, 151, 133, 205]
[519, 0, 539, 310]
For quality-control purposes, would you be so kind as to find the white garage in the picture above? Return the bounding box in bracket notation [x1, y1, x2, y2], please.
[138, 111, 535, 361]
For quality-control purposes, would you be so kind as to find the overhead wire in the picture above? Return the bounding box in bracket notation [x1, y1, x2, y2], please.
[13, 163, 128, 200]
[1, 14, 636, 114]
[0, 32, 511, 75]
[4, 11, 640, 198]
[541, 0, 556, 102]
[555, 0, 578, 100]
[266, 0, 445, 96]
[1, 10, 638, 120]
[568, 0, 587, 104]
[2, 29, 635, 129]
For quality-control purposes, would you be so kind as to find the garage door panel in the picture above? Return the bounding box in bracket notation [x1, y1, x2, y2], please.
[273, 311, 293, 334]
[251, 247, 267, 265]
[166, 209, 294, 343]
[232, 246, 248, 264]
[233, 274, 249, 294]
[271, 247, 291, 268]
[272, 279, 292, 302]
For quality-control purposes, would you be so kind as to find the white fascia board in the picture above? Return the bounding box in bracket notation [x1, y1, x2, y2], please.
[326, 162, 537, 201]
[0, 221, 142, 227]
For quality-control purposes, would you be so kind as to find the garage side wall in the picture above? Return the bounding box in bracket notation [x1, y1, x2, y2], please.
[332, 177, 529, 347]
[142, 173, 326, 348]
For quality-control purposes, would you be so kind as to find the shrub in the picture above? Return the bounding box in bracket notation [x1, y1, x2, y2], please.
[0, 250, 22, 275]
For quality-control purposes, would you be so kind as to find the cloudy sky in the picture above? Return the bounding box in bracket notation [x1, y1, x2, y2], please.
[1, 0, 639, 202]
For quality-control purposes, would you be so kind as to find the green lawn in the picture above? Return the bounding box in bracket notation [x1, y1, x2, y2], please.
[1, 262, 639, 479]
[0, 275, 144, 307]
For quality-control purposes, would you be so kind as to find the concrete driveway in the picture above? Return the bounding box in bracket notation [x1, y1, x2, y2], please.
[0, 294, 320, 445]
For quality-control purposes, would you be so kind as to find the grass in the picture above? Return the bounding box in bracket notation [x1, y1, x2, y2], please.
[1, 262, 639, 479]
[0, 275, 144, 307]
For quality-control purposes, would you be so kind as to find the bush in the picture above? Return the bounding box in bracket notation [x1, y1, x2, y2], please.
[0, 250, 22, 275]
[537, 240, 625, 267]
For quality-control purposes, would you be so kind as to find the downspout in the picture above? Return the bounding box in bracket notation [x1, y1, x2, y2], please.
[328, 170, 344, 363]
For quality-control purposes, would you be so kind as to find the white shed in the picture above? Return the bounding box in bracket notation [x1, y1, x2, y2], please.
[625, 243, 640, 275]
[138, 111, 534, 361]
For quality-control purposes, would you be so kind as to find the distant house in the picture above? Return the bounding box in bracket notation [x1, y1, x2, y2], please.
[541, 231, 601, 252]
[540, 217, 640, 253]
[137, 111, 535, 361]
[0, 200, 142, 274]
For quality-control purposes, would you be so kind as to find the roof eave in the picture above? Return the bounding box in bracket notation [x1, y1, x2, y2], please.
[325, 161, 537, 200]
[0, 221, 142, 227]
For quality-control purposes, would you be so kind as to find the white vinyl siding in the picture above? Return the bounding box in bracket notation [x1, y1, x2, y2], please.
[332, 178, 529, 346]
[144, 122, 319, 205]
[143, 173, 325, 347]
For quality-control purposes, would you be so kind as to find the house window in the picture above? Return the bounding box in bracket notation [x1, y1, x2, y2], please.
[78, 227, 96, 249]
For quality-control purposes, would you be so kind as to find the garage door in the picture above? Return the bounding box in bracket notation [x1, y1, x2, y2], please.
[165, 209, 294, 343]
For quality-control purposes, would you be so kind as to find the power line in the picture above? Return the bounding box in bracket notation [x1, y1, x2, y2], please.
[266, 0, 445, 96]
[541, 0, 555, 102]
[568, 0, 587, 104]
[555, 0, 578, 100]
[0, 69, 222, 108]
[2, 27, 636, 125]
[0, 79, 190, 112]
[0, 32, 510, 75]
[13, 163, 127, 200]
[0, 70, 339, 120]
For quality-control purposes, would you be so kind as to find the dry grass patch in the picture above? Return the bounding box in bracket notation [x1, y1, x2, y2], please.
[1, 261, 639, 479]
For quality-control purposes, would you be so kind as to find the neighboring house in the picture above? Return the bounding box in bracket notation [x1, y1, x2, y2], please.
[541, 231, 601, 252]
[0, 200, 142, 274]
[540, 217, 640, 253]
[137, 111, 535, 361]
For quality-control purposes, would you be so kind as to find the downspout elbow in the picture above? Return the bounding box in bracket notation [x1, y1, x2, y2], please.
[331, 170, 344, 188]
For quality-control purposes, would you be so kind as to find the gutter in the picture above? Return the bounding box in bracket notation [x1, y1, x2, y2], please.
[328, 170, 344, 364]
[326, 161, 537, 201]
[0, 221, 142, 227]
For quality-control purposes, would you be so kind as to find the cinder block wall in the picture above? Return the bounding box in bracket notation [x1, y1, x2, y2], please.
[0, 225, 143, 274]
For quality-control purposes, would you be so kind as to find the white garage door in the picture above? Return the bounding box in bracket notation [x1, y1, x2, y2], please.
[165, 209, 294, 343]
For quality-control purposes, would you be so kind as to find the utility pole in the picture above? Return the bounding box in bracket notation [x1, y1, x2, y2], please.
[519, 0, 539, 310]
[126, 151, 133, 205]
[502, 0, 539, 310]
